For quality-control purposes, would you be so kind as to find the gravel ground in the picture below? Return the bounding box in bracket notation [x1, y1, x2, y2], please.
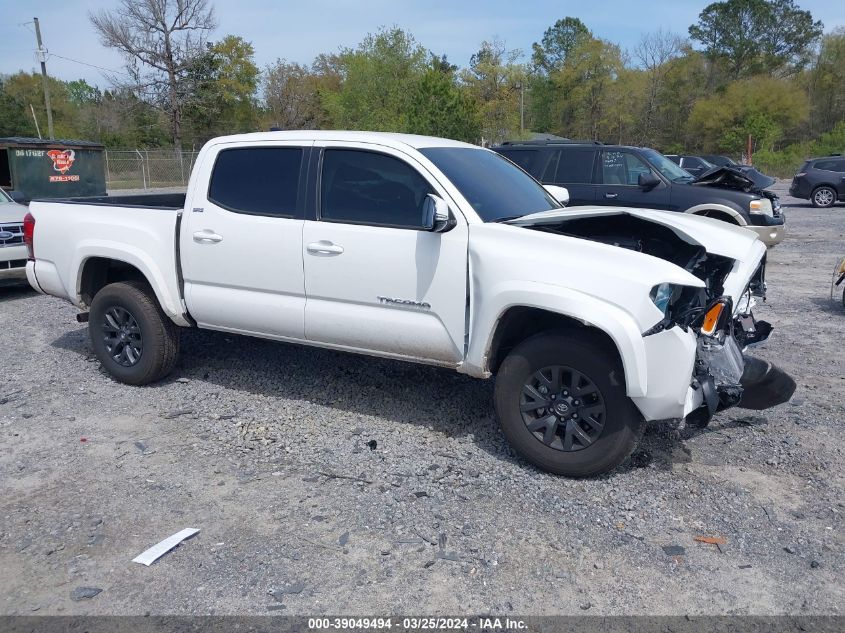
[0, 184, 843, 616]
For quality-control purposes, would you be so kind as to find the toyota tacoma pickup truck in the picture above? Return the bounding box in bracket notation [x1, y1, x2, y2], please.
[24, 131, 794, 476]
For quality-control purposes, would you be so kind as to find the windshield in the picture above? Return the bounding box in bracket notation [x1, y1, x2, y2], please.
[0, 189, 11, 204]
[642, 148, 694, 182]
[419, 147, 558, 222]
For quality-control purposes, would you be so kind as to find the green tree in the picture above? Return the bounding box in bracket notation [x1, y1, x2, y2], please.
[0, 77, 36, 137]
[263, 59, 328, 130]
[534, 36, 623, 140]
[324, 27, 428, 131]
[460, 39, 526, 144]
[689, 0, 823, 78]
[687, 76, 809, 152]
[806, 28, 845, 135]
[406, 59, 480, 142]
[531, 17, 591, 73]
[183, 35, 260, 142]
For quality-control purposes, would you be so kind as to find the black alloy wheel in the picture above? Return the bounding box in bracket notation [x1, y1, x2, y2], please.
[520, 365, 606, 451]
[101, 305, 143, 367]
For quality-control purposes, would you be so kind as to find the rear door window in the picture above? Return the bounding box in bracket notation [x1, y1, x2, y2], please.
[498, 149, 538, 174]
[208, 147, 303, 217]
[551, 149, 597, 184]
[813, 159, 844, 172]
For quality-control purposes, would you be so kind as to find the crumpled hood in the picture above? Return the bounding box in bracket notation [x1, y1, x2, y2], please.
[506, 205, 767, 306]
[694, 165, 776, 191]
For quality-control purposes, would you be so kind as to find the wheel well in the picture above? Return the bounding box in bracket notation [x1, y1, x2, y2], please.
[79, 257, 147, 307]
[488, 307, 623, 376]
[697, 209, 740, 225]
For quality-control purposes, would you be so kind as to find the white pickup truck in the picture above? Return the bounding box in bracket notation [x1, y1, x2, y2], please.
[24, 131, 794, 476]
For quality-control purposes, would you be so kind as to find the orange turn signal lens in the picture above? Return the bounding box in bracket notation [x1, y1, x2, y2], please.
[700, 302, 725, 336]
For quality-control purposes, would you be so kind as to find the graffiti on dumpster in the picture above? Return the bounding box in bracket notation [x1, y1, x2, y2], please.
[47, 149, 79, 182]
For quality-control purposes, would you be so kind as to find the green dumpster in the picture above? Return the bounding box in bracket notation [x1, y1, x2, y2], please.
[0, 137, 107, 202]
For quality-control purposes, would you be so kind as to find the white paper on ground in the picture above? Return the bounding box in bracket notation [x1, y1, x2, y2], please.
[132, 528, 200, 566]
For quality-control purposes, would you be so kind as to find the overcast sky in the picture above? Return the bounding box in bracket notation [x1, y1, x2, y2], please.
[2, 0, 843, 89]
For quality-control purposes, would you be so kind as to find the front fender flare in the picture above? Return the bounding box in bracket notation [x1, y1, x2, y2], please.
[685, 203, 747, 225]
[466, 281, 649, 397]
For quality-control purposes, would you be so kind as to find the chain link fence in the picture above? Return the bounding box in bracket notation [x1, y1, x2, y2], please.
[104, 150, 200, 191]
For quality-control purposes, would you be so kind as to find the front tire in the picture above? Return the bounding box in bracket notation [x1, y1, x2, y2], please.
[89, 281, 180, 385]
[812, 186, 836, 208]
[494, 333, 644, 477]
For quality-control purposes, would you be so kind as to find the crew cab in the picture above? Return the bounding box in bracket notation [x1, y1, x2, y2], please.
[493, 140, 786, 247]
[24, 132, 793, 476]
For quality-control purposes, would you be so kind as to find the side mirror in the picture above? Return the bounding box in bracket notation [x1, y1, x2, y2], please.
[423, 194, 456, 233]
[8, 190, 27, 204]
[543, 185, 570, 207]
[638, 173, 661, 190]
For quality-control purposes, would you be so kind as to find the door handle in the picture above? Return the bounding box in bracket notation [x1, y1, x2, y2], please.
[193, 230, 223, 243]
[604, 192, 618, 199]
[307, 241, 344, 255]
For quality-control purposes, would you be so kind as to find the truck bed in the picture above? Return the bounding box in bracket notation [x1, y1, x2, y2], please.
[32, 193, 186, 209]
[26, 196, 186, 323]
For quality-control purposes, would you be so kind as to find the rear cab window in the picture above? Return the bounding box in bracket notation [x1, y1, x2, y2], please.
[208, 147, 303, 217]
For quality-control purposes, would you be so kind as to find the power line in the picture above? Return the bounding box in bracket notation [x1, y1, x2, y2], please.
[47, 52, 131, 78]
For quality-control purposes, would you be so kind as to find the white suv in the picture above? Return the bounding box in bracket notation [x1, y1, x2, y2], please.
[0, 189, 28, 282]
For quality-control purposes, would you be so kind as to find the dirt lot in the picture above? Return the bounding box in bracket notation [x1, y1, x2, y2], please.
[0, 185, 843, 616]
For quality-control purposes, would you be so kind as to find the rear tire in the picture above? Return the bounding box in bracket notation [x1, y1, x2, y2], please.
[811, 186, 836, 208]
[89, 281, 180, 385]
[494, 332, 644, 477]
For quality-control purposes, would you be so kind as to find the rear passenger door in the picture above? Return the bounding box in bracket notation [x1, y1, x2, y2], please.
[182, 141, 310, 338]
[542, 148, 598, 206]
[598, 149, 671, 209]
[302, 143, 468, 365]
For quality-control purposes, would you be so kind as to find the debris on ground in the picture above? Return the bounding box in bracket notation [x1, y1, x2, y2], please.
[70, 586, 102, 601]
[132, 528, 200, 566]
[662, 545, 686, 556]
[694, 536, 727, 545]
[164, 408, 194, 419]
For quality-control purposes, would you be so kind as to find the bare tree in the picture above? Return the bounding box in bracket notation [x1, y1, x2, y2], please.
[633, 29, 684, 145]
[90, 0, 217, 149]
[264, 60, 323, 130]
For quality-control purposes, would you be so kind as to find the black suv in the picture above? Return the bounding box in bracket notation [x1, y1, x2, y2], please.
[492, 140, 785, 246]
[789, 155, 845, 208]
[665, 154, 715, 178]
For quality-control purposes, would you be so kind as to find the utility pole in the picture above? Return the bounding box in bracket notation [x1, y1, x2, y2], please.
[33, 17, 55, 140]
[519, 83, 525, 134]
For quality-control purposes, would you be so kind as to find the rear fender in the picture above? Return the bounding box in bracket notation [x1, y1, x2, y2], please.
[71, 241, 187, 325]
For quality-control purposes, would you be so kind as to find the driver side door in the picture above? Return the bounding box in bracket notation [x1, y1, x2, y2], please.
[598, 149, 671, 209]
[302, 143, 469, 365]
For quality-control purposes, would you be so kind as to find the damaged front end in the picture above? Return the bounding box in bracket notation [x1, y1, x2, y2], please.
[646, 263, 795, 427]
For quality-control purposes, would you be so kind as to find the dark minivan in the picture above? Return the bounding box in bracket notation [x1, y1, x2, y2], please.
[493, 140, 785, 246]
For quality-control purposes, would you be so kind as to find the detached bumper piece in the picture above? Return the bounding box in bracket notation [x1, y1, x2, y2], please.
[738, 357, 796, 410]
[685, 307, 794, 427]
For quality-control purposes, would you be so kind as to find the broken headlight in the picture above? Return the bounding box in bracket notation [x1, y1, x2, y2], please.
[650, 282, 676, 315]
[643, 283, 707, 336]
